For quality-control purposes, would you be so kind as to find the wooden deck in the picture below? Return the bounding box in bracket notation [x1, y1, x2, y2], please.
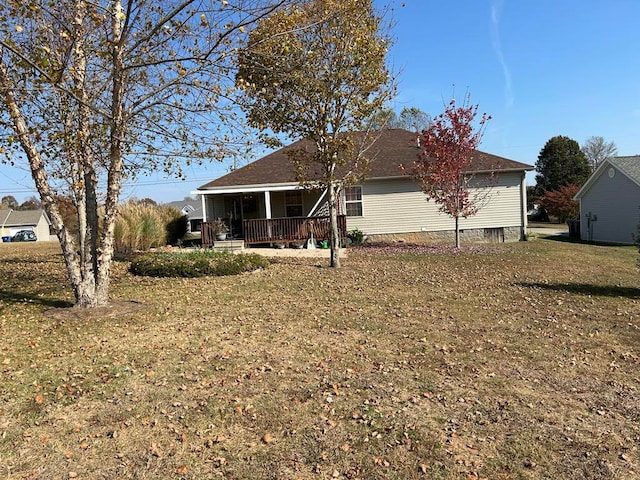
[202, 216, 347, 248]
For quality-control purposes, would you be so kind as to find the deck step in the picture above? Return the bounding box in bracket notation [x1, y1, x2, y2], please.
[213, 239, 245, 251]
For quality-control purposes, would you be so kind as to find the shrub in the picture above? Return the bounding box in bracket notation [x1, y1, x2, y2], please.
[347, 228, 365, 245]
[165, 212, 188, 245]
[129, 250, 269, 277]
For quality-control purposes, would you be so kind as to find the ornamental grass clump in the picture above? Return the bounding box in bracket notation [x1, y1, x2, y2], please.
[115, 202, 187, 253]
[129, 250, 269, 277]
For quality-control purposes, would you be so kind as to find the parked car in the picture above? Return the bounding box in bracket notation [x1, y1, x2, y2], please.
[12, 230, 37, 242]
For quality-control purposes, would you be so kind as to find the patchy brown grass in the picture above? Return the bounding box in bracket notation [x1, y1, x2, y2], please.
[0, 239, 639, 479]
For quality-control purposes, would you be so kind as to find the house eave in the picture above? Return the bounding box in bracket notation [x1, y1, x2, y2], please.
[192, 182, 302, 196]
[195, 167, 534, 195]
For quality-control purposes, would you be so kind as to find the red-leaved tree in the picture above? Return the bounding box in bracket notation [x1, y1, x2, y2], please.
[537, 183, 580, 223]
[403, 95, 491, 248]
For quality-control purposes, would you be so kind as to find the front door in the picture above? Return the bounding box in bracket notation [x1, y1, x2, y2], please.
[224, 196, 242, 237]
[223, 194, 261, 238]
[241, 194, 260, 220]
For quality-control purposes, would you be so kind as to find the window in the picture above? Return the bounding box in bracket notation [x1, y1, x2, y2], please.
[344, 186, 363, 217]
[285, 190, 303, 217]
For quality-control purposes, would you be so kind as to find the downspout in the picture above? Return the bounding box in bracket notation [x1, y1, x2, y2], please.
[585, 212, 597, 242]
[520, 173, 528, 241]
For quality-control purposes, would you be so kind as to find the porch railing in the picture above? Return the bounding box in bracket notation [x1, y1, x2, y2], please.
[202, 215, 347, 247]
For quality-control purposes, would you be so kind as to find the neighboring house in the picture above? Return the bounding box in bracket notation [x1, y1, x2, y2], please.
[165, 200, 203, 234]
[573, 156, 640, 244]
[192, 129, 533, 244]
[0, 209, 51, 241]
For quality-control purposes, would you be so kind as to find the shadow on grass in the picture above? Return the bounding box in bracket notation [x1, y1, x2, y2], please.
[540, 234, 635, 248]
[517, 281, 640, 299]
[0, 289, 74, 309]
[0, 255, 65, 265]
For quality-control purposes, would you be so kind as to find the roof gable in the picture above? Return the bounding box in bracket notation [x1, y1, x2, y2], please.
[574, 156, 640, 200]
[165, 201, 203, 218]
[198, 129, 532, 190]
[0, 209, 49, 227]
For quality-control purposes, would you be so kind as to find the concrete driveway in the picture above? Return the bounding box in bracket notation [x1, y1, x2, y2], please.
[527, 223, 568, 236]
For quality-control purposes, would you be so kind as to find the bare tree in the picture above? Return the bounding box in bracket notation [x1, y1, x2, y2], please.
[394, 107, 431, 132]
[370, 106, 431, 131]
[582, 136, 618, 170]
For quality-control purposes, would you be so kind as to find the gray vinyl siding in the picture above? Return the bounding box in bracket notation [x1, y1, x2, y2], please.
[346, 172, 524, 234]
[579, 167, 640, 244]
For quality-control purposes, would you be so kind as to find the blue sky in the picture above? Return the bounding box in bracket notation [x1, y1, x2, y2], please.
[389, 0, 640, 177]
[2, 0, 640, 204]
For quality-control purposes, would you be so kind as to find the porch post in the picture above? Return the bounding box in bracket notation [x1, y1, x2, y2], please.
[200, 194, 207, 222]
[264, 191, 272, 219]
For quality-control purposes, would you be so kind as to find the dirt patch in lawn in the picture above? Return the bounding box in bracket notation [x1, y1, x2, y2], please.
[45, 300, 147, 322]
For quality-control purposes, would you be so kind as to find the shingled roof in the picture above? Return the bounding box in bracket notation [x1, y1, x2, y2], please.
[609, 156, 640, 185]
[0, 209, 49, 227]
[198, 129, 532, 190]
[574, 155, 640, 200]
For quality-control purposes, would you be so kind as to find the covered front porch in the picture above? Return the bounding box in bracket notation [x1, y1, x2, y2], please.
[195, 184, 348, 248]
[202, 215, 347, 247]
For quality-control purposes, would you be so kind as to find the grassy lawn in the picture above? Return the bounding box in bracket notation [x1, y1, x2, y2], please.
[1, 238, 639, 479]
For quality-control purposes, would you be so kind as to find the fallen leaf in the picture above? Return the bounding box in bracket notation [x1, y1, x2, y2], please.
[262, 432, 274, 444]
[149, 443, 162, 458]
[176, 465, 188, 474]
[34, 394, 44, 404]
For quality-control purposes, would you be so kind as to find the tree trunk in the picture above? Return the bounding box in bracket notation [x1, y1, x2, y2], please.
[455, 215, 460, 249]
[93, 0, 128, 302]
[328, 181, 341, 268]
[72, 0, 104, 306]
[0, 1, 116, 308]
[0, 57, 88, 303]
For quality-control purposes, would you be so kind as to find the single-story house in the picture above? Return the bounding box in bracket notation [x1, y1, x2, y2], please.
[0, 209, 51, 241]
[192, 129, 533, 245]
[165, 200, 203, 233]
[573, 155, 640, 244]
